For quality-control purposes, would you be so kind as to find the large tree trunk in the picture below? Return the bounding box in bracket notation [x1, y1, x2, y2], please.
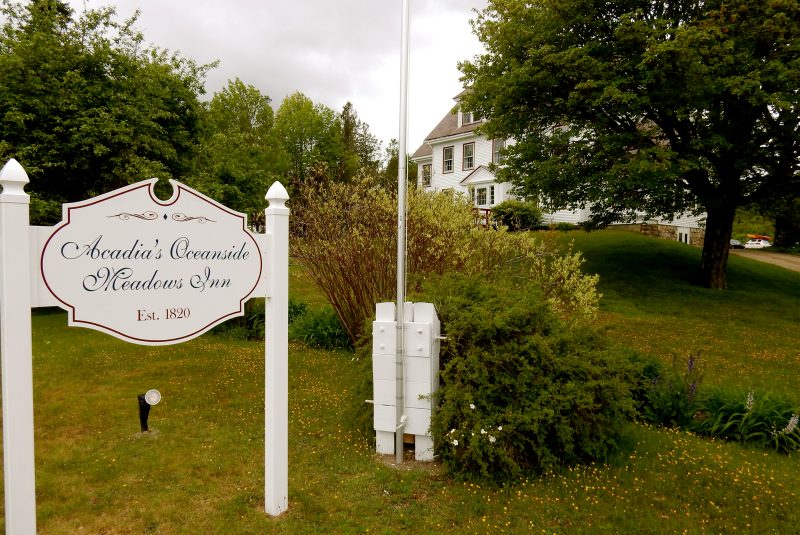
[700, 202, 736, 289]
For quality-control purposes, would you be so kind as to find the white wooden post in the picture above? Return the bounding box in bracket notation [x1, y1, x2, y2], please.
[0, 159, 37, 534]
[264, 181, 289, 516]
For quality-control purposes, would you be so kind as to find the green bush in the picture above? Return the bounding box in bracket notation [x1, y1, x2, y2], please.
[491, 199, 543, 231]
[425, 274, 636, 482]
[693, 389, 800, 453]
[289, 307, 352, 350]
[288, 297, 309, 323]
[292, 175, 601, 345]
[633, 353, 703, 428]
[552, 222, 579, 231]
[211, 299, 265, 340]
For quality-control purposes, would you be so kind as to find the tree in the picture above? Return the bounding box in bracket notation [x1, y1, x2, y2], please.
[380, 138, 418, 191]
[272, 92, 344, 187]
[206, 77, 274, 143]
[460, 0, 799, 289]
[339, 101, 381, 180]
[0, 0, 210, 223]
[189, 78, 285, 225]
[772, 196, 800, 247]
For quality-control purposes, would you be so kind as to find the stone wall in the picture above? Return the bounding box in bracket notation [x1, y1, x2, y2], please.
[639, 223, 704, 247]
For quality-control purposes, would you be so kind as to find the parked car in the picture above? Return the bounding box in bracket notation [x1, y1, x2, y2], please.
[744, 238, 771, 249]
[730, 239, 745, 249]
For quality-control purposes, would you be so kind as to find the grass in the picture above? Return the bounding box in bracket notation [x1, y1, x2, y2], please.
[561, 229, 800, 399]
[1, 232, 798, 532]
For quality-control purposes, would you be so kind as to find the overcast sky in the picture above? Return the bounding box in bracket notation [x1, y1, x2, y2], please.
[66, 0, 488, 153]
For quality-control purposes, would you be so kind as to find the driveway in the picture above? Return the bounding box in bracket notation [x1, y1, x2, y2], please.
[730, 250, 800, 273]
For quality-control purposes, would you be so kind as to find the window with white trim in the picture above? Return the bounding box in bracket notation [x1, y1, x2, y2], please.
[463, 111, 482, 124]
[476, 187, 487, 206]
[490, 185, 495, 205]
[492, 139, 506, 164]
[421, 164, 431, 187]
[443, 146, 454, 173]
[463, 142, 475, 170]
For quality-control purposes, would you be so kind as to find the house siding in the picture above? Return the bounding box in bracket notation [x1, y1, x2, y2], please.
[411, 95, 704, 233]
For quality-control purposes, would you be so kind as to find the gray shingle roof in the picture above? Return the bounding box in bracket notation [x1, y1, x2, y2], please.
[411, 107, 481, 160]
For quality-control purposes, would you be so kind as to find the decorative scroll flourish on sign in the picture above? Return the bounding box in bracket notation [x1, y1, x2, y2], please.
[171, 213, 215, 223]
[108, 211, 159, 221]
[40, 179, 262, 345]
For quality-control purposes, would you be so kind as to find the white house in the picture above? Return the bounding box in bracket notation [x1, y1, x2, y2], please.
[411, 91, 593, 225]
[411, 92, 705, 244]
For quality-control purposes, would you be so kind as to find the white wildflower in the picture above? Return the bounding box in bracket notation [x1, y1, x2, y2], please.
[772, 414, 799, 437]
[782, 414, 799, 435]
[489, 435, 496, 444]
[452, 439, 459, 446]
[497, 426, 503, 431]
[481, 428, 487, 435]
[469, 403, 475, 410]
[745, 390, 754, 411]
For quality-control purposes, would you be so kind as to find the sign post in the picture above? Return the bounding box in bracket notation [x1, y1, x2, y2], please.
[0, 159, 37, 534]
[0, 158, 291, 528]
[264, 182, 290, 516]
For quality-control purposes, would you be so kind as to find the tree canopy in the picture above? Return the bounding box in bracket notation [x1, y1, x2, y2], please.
[460, 0, 799, 288]
[0, 0, 212, 223]
[1, 0, 398, 226]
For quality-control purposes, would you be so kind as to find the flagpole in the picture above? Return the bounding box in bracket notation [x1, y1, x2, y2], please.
[395, 0, 410, 465]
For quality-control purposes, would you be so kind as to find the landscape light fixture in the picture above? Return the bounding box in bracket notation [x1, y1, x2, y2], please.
[137, 389, 161, 432]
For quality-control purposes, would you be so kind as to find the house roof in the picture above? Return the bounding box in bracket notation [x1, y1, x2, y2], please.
[411, 143, 432, 160]
[459, 165, 495, 185]
[411, 109, 481, 159]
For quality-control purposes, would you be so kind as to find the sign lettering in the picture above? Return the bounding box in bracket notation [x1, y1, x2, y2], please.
[40, 179, 262, 345]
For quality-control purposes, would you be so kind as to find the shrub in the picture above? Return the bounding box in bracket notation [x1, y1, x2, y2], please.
[288, 307, 352, 350]
[292, 174, 602, 344]
[634, 353, 703, 428]
[211, 298, 265, 340]
[693, 389, 800, 453]
[425, 274, 635, 482]
[288, 297, 309, 323]
[552, 222, 578, 231]
[491, 199, 543, 231]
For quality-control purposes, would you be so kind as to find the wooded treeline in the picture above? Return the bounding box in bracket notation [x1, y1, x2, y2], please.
[0, 0, 408, 225]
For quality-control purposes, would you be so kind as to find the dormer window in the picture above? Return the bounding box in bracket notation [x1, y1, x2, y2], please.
[462, 110, 482, 125]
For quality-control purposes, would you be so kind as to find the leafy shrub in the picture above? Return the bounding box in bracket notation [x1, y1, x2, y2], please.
[288, 307, 352, 350]
[693, 389, 800, 453]
[212, 298, 265, 340]
[634, 353, 703, 428]
[288, 297, 309, 323]
[292, 174, 602, 344]
[552, 222, 578, 231]
[425, 274, 635, 482]
[491, 199, 543, 231]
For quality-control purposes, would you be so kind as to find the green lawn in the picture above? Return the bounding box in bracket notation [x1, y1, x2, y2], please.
[1, 230, 798, 533]
[563, 229, 800, 400]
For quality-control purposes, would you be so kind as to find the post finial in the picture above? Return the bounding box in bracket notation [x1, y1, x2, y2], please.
[0, 159, 29, 197]
[266, 181, 289, 210]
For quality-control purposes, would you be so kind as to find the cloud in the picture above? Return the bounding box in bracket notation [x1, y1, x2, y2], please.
[68, 0, 487, 148]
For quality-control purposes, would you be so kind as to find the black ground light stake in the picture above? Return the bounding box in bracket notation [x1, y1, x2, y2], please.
[137, 389, 162, 432]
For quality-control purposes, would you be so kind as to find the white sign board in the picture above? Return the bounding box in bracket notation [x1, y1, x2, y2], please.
[40, 179, 262, 345]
